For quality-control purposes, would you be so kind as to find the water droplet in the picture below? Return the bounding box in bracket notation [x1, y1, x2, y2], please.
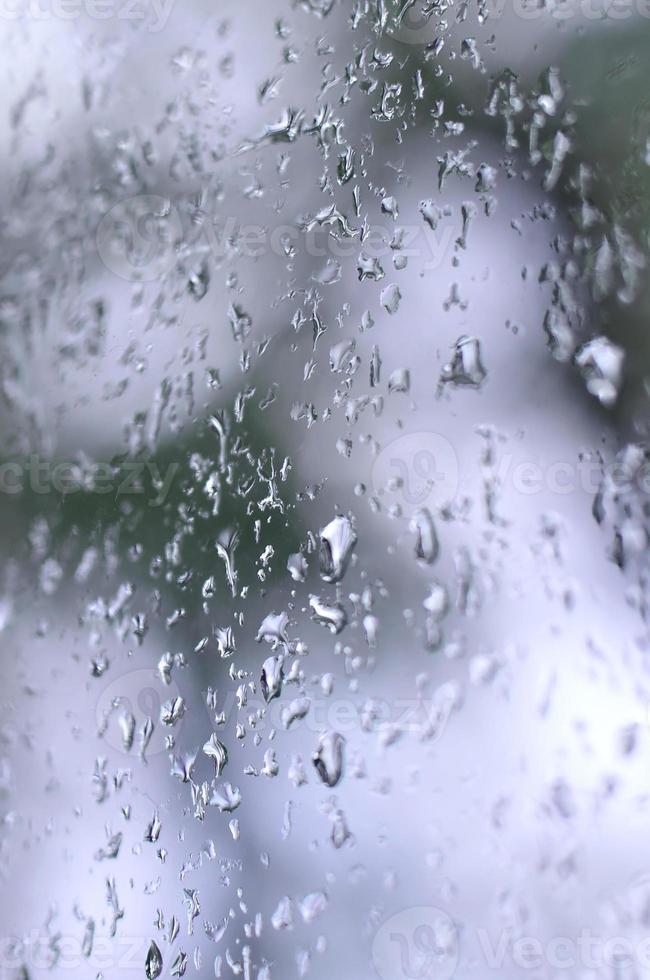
[309, 596, 348, 634]
[574, 336, 624, 407]
[261, 655, 284, 702]
[410, 508, 439, 564]
[312, 731, 345, 786]
[380, 283, 402, 314]
[145, 940, 163, 980]
[441, 336, 486, 388]
[319, 515, 357, 583]
[203, 735, 228, 777]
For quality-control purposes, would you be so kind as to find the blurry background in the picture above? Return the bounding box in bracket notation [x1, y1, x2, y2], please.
[1, 1, 650, 979]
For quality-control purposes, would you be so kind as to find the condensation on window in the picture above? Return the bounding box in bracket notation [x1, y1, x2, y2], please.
[0, 2, 649, 980]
